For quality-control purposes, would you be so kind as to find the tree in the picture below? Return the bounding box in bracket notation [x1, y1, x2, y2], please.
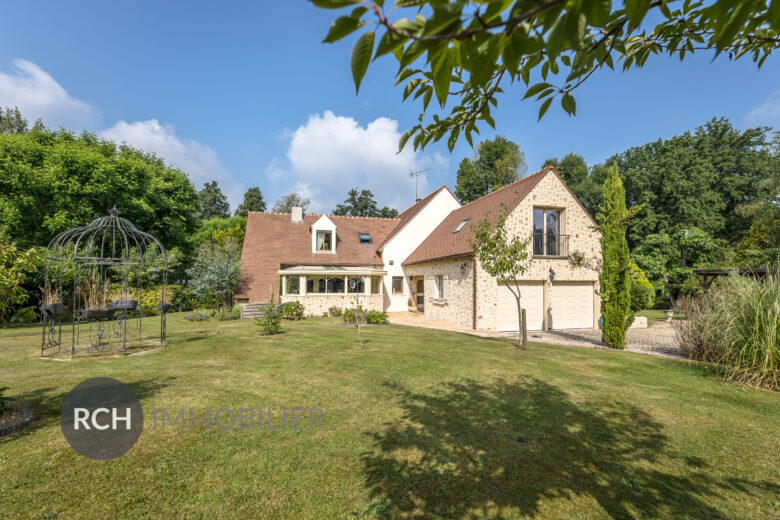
[0, 106, 28, 134]
[597, 163, 637, 349]
[272, 193, 310, 213]
[469, 205, 531, 349]
[192, 216, 247, 248]
[543, 153, 589, 187]
[0, 241, 40, 323]
[198, 181, 230, 220]
[314, 0, 778, 151]
[333, 188, 399, 217]
[0, 127, 200, 253]
[235, 187, 266, 216]
[186, 238, 242, 308]
[455, 136, 526, 203]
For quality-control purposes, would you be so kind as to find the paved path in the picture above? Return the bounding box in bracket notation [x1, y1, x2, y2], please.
[387, 312, 685, 359]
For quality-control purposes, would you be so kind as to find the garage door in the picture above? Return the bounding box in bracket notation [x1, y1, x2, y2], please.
[497, 282, 544, 332]
[550, 282, 594, 329]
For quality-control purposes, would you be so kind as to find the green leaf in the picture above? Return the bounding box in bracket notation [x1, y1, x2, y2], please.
[323, 16, 365, 43]
[432, 49, 453, 107]
[398, 129, 414, 152]
[771, 0, 780, 31]
[310, 0, 358, 9]
[561, 92, 576, 116]
[422, 4, 463, 36]
[522, 82, 552, 100]
[470, 35, 502, 87]
[583, 0, 611, 26]
[624, 0, 651, 28]
[537, 97, 553, 121]
[375, 29, 407, 58]
[395, 68, 420, 85]
[422, 87, 433, 111]
[351, 31, 375, 94]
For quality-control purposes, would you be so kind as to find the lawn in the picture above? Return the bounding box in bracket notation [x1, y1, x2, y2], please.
[637, 309, 685, 323]
[1, 315, 778, 519]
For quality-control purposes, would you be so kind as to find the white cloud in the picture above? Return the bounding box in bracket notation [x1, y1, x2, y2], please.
[745, 86, 780, 126]
[101, 119, 244, 208]
[272, 111, 445, 213]
[0, 59, 95, 128]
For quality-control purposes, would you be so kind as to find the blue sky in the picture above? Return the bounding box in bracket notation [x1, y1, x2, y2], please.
[1, 1, 778, 212]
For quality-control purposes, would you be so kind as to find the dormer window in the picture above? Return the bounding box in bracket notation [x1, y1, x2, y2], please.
[316, 230, 332, 251]
[358, 232, 372, 244]
[453, 218, 471, 234]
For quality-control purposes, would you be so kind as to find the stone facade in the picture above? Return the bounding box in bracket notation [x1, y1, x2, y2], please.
[404, 257, 475, 328]
[280, 294, 383, 317]
[407, 172, 602, 332]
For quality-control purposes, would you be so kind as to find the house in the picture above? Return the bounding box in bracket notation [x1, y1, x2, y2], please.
[237, 166, 601, 331]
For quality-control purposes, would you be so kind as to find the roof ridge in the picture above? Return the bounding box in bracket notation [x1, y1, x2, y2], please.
[458, 166, 552, 209]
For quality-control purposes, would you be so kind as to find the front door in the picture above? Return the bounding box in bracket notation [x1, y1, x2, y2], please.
[416, 279, 425, 311]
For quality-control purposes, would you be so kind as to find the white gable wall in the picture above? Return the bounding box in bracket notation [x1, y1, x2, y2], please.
[382, 189, 461, 312]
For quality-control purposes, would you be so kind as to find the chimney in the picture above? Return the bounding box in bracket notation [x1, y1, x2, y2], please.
[291, 207, 303, 223]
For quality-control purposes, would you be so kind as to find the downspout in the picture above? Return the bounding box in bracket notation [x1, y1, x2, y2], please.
[472, 255, 477, 330]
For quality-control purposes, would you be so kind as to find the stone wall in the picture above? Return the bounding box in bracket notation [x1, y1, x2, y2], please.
[280, 294, 383, 317]
[404, 257, 475, 329]
[476, 172, 602, 331]
[403, 172, 602, 332]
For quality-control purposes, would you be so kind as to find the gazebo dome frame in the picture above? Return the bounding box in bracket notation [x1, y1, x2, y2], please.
[41, 208, 168, 357]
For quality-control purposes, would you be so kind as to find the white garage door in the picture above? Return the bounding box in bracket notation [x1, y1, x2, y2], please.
[550, 282, 594, 329]
[497, 282, 544, 332]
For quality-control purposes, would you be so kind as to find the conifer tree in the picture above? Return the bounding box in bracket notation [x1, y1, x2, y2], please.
[597, 163, 637, 349]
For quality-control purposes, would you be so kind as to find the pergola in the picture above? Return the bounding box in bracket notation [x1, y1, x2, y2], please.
[692, 268, 769, 292]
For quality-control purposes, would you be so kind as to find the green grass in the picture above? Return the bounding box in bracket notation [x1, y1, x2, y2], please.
[1, 315, 778, 519]
[636, 309, 684, 323]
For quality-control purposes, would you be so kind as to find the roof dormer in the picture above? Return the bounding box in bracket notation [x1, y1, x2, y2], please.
[311, 214, 337, 253]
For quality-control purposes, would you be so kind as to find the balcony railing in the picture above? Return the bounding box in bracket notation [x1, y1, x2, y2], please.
[532, 233, 570, 257]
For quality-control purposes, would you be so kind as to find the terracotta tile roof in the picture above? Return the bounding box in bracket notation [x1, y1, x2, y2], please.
[403, 167, 553, 265]
[237, 212, 399, 302]
[377, 185, 456, 250]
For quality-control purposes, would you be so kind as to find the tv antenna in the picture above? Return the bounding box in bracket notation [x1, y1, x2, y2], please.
[409, 168, 430, 202]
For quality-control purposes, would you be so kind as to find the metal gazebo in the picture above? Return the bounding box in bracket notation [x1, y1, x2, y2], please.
[40, 208, 169, 357]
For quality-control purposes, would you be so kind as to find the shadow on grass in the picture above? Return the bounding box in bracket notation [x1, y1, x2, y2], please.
[0, 377, 175, 442]
[360, 377, 773, 519]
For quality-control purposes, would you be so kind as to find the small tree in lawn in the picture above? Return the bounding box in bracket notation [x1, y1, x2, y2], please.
[597, 163, 640, 349]
[470, 205, 531, 349]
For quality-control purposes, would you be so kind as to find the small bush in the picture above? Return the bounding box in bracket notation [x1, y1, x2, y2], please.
[183, 309, 212, 321]
[675, 273, 779, 390]
[629, 263, 655, 312]
[328, 306, 342, 317]
[0, 386, 15, 413]
[366, 311, 389, 325]
[257, 303, 282, 335]
[342, 308, 359, 323]
[282, 301, 305, 320]
[215, 306, 241, 321]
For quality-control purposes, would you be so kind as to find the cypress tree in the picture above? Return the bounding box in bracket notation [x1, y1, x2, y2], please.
[597, 163, 634, 349]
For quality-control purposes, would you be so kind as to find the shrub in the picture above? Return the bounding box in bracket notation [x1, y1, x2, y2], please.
[257, 303, 282, 335]
[282, 301, 304, 320]
[365, 310, 388, 324]
[628, 263, 655, 312]
[675, 273, 779, 390]
[215, 306, 241, 321]
[0, 386, 14, 413]
[183, 309, 212, 321]
[328, 306, 342, 317]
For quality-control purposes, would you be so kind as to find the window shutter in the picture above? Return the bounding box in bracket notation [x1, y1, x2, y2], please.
[442, 275, 449, 300]
[427, 275, 435, 297]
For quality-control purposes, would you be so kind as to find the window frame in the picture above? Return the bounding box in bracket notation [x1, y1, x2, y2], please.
[391, 276, 403, 294]
[453, 217, 471, 234]
[358, 232, 372, 245]
[316, 230, 333, 252]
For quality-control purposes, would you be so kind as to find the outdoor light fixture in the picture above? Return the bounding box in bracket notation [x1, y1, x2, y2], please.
[460, 262, 468, 274]
[549, 268, 555, 280]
